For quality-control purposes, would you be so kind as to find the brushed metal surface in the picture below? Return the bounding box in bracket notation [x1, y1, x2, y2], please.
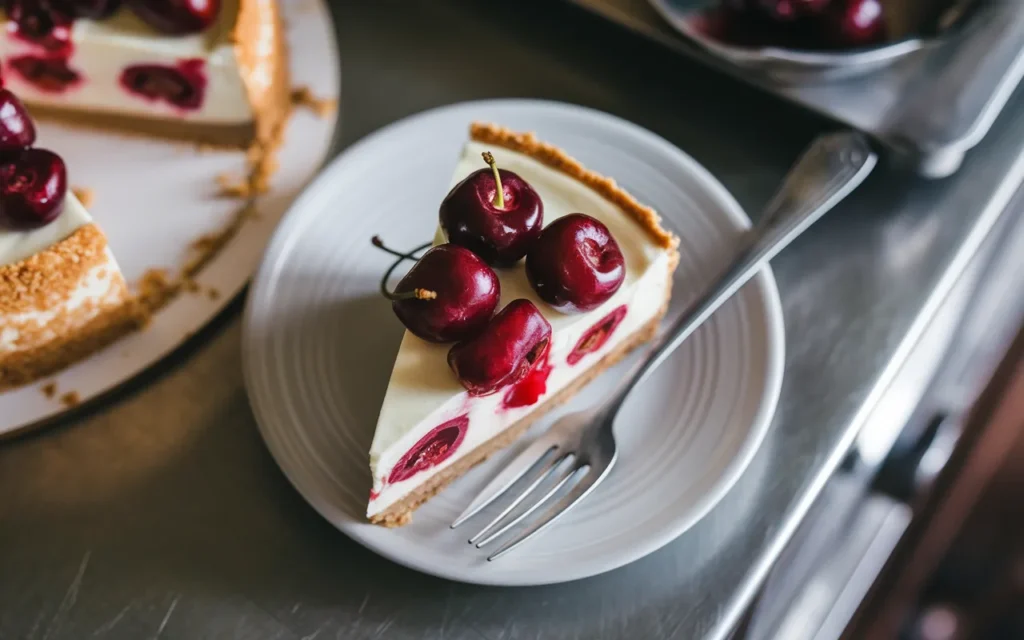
[2, 1, 1023, 639]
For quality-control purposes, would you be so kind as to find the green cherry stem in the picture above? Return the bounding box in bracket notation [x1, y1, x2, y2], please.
[482, 151, 505, 209]
[372, 236, 437, 301]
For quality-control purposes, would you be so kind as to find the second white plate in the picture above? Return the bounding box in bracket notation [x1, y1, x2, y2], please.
[243, 99, 785, 586]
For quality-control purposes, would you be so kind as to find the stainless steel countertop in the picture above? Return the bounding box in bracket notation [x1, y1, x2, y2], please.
[3, 2, 1023, 639]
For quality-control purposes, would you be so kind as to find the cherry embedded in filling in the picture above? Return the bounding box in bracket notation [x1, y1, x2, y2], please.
[502, 350, 553, 410]
[5, 0, 75, 52]
[8, 55, 82, 93]
[120, 59, 206, 111]
[387, 415, 469, 485]
[567, 305, 628, 366]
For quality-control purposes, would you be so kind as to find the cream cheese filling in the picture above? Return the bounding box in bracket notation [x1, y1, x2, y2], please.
[368, 141, 672, 517]
[0, 192, 91, 267]
[0, 0, 252, 124]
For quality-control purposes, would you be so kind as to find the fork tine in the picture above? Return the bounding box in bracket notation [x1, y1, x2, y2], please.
[451, 435, 561, 529]
[467, 453, 575, 545]
[487, 460, 613, 562]
[473, 459, 580, 548]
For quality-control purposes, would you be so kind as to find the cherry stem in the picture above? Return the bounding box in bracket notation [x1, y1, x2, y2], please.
[482, 151, 505, 209]
[372, 236, 437, 302]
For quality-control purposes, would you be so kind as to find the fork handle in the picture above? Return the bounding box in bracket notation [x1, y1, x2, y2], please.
[604, 131, 877, 416]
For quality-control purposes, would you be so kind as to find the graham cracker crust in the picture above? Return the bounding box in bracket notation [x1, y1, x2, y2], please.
[26, 105, 259, 148]
[0, 223, 111, 315]
[369, 309, 665, 527]
[0, 225, 148, 391]
[0, 296, 144, 391]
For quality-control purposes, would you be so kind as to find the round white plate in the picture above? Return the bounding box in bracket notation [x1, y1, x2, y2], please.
[243, 100, 786, 586]
[0, 0, 340, 437]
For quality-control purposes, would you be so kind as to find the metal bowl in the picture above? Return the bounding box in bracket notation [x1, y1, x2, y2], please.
[647, 0, 978, 84]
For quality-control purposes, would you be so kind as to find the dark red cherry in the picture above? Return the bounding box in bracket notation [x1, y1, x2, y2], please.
[4, 0, 73, 51]
[447, 299, 551, 397]
[0, 89, 37, 153]
[64, 0, 121, 19]
[376, 239, 500, 343]
[823, 0, 886, 48]
[120, 60, 206, 110]
[526, 213, 626, 313]
[0, 148, 67, 230]
[126, 0, 220, 34]
[387, 415, 468, 484]
[439, 151, 543, 267]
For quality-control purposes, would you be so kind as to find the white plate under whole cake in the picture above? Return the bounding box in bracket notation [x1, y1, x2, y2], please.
[0, 0, 340, 438]
[242, 99, 786, 586]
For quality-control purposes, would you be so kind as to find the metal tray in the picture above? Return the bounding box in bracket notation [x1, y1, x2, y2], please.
[567, 0, 1024, 177]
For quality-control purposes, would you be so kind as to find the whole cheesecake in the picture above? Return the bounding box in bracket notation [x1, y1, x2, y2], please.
[0, 0, 291, 148]
[367, 124, 680, 526]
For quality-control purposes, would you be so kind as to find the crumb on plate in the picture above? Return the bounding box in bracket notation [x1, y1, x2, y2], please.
[60, 391, 80, 408]
[291, 86, 338, 118]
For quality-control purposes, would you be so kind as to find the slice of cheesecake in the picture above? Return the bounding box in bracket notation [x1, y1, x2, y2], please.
[367, 124, 680, 526]
[0, 0, 290, 149]
[0, 87, 143, 390]
[0, 192, 143, 390]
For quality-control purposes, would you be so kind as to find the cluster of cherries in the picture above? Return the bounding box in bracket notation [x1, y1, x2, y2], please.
[710, 0, 887, 50]
[0, 87, 66, 230]
[376, 151, 626, 397]
[4, 0, 221, 38]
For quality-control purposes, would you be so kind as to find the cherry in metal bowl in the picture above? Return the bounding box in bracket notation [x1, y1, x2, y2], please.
[651, 0, 973, 82]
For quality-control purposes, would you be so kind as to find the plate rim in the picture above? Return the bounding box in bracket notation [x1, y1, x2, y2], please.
[242, 98, 786, 586]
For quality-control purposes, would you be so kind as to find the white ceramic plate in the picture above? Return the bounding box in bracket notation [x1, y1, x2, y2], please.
[0, 0, 340, 437]
[243, 100, 786, 586]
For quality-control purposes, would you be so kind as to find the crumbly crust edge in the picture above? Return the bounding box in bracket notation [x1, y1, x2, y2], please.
[0, 224, 110, 315]
[0, 224, 149, 390]
[470, 122, 681, 252]
[0, 291, 144, 392]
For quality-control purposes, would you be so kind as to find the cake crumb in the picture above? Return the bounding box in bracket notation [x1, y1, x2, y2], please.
[216, 173, 251, 199]
[137, 268, 180, 314]
[207, 287, 221, 301]
[60, 391, 80, 408]
[196, 143, 217, 153]
[71, 186, 95, 208]
[183, 277, 201, 294]
[41, 382, 57, 399]
[291, 86, 337, 118]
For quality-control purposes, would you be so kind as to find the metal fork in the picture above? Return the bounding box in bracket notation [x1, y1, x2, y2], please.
[451, 131, 877, 561]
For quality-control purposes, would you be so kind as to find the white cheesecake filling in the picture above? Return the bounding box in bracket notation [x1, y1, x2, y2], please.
[0, 0, 252, 125]
[0, 192, 91, 267]
[367, 142, 673, 518]
[0, 246, 124, 352]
